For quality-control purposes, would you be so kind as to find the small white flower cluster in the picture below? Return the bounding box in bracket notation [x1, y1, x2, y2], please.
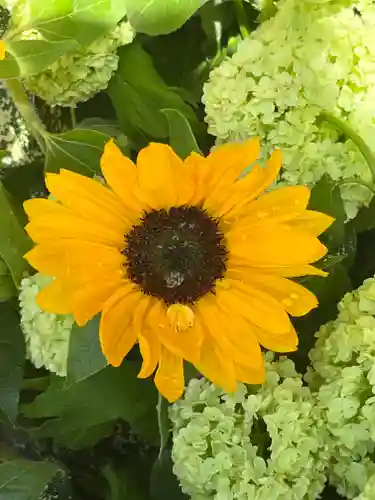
[203, 0, 375, 218]
[24, 21, 135, 107]
[19, 273, 74, 377]
[170, 355, 328, 500]
[307, 276, 375, 498]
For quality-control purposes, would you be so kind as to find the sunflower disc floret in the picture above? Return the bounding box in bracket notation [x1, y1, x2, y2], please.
[170, 355, 329, 500]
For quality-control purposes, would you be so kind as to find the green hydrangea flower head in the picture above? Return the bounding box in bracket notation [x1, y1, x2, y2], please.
[354, 472, 375, 500]
[23, 20, 135, 107]
[19, 273, 74, 376]
[306, 275, 375, 498]
[203, 0, 375, 218]
[170, 354, 328, 500]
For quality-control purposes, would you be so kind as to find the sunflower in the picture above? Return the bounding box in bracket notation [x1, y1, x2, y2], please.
[24, 138, 333, 402]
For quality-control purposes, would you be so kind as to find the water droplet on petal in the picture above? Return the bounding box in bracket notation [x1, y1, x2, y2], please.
[290, 293, 299, 300]
[167, 304, 194, 333]
[282, 298, 293, 307]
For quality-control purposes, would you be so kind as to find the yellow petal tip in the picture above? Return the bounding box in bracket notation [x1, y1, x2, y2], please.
[0, 40, 6, 60]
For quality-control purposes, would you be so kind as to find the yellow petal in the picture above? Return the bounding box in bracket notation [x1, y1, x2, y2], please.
[0, 41, 6, 60]
[167, 304, 194, 333]
[232, 186, 311, 228]
[136, 143, 181, 208]
[46, 169, 130, 233]
[25, 199, 125, 247]
[24, 240, 124, 279]
[228, 222, 328, 266]
[36, 278, 72, 315]
[253, 264, 328, 278]
[227, 270, 318, 317]
[194, 334, 237, 393]
[254, 325, 299, 353]
[286, 210, 335, 236]
[234, 360, 266, 385]
[183, 152, 209, 205]
[217, 279, 292, 335]
[154, 347, 184, 402]
[203, 139, 261, 212]
[99, 285, 141, 366]
[100, 139, 144, 217]
[214, 149, 282, 218]
[148, 301, 203, 364]
[72, 278, 126, 327]
[196, 295, 263, 369]
[138, 332, 161, 379]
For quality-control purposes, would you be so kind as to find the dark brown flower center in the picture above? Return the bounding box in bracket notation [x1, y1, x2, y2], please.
[123, 206, 228, 305]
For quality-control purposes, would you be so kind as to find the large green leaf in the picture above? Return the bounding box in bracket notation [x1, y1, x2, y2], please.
[0, 460, 60, 500]
[108, 43, 198, 141]
[45, 128, 111, 175]
[0, 303, 25, 425]
[353, 196, 375, 233]
[308, 174, 346, 252]
[150, 449, 188, 500]
[0, 259, 16, 302]
[23, 361, 159, 447]
[104, 464, 151, 500]
[125, 0, 210, 35]
[65, 315, 107, 388]
[162, 108, 201, 159]
[1, 39, 77, 79]
[0, 182, 31, 287]
[292, 264, 351, 373]
[9, 0, 127, 46]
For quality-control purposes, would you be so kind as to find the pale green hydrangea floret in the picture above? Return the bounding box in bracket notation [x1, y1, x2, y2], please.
[24, 21, 135, 107]
[354, 472, 375, 500]
[307, 275, 375, 498]
[170, 355, 328, 500]
[203, 0, 375, 218]
[19, 273, 74, 376]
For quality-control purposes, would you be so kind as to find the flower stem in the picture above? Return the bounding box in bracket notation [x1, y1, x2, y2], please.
[4, 79, 48, 153]
[319, 111, 375, 184]
[260, 0, 277, 21]
[234, 0, 251, 39]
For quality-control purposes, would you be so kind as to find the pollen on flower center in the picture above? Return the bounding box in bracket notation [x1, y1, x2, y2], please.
[123, 206, 228, 305]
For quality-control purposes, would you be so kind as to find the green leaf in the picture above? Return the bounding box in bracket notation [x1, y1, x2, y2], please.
[150, 449, 188, 500]
[0, 303, 25, 425]
[2, 39, 77, 78]
[108, 43, 198, 141]
[10, 0, 127, 46]
[65, 315, 107, 389]
[0, 460, 61, 500]
[45, 128, 111, 175]
[353, 196, 375, 233]
[126, 0, 210, 35]
[292, 264, 351, 373]
[23, 361, 159, 447]
[0, 259, 16, 302]
[104, 464, 151, 500]
[308, 174, 346, 251]
[0, 182, 31, 287]
[161, 108, 201, 159]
